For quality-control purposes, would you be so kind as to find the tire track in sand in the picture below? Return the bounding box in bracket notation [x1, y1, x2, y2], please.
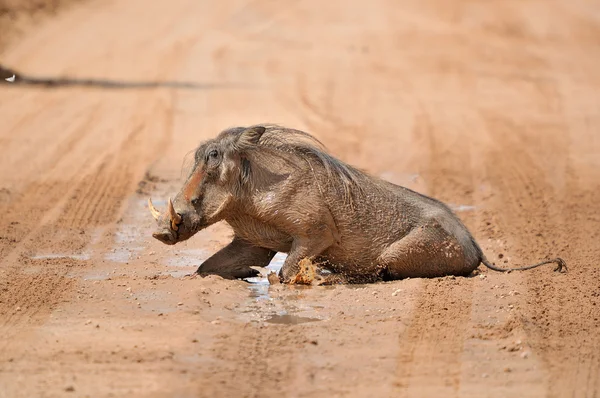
[395, 278, 474, 396]
[0, 107, 110, 335]
[394, 109, 475, 396]
[0, 93, 175, 351]
[0, 104, 102, 260]
[481, 109, 600, 397]
[198, 322, 304, 398]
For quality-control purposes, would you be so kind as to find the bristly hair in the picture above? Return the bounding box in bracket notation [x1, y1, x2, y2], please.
[241, 124, 367, 204]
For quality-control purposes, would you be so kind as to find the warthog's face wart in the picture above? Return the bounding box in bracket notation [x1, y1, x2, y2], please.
[149, 126, 266, 245]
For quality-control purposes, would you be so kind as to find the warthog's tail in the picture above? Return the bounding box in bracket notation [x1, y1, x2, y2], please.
[481, 255, 567, 273]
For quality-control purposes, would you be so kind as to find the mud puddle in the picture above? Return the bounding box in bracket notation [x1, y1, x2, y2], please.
[239, 255, 331, 324]
[245, 252, 287, 300]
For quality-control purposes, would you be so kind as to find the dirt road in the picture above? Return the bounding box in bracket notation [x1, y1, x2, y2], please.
[0, 0, 599, 397]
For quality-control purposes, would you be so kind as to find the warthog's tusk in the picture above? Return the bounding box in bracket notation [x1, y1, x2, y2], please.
[148, 198, 161, 220]
[168, 197, 182, 230]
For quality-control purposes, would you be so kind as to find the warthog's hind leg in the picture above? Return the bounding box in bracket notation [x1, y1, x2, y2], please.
[196, 236, 276, 279]
[378, 224, 475, 280]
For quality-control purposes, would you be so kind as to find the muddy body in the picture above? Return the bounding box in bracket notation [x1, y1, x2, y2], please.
[150, 124, 565, 283]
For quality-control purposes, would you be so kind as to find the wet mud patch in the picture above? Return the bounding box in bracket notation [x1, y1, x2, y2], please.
[103, 222, 146, 264]
[237, 282, 334, 325]
[245, 252, 286, 300]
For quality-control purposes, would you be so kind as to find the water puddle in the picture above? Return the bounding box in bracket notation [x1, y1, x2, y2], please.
[104, 226, 145, 263]
[238, 253, 332, 325]
[266, 313, 321, 325]
[245, 252, 287, 300]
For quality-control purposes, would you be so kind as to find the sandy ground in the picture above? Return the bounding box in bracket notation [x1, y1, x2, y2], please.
[0, 0, 599, 397]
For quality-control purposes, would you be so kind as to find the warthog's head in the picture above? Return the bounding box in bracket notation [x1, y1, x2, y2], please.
[149, 125, 268, 245]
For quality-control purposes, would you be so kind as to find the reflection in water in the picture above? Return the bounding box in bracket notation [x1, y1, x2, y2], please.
[245, 252, 287, 300]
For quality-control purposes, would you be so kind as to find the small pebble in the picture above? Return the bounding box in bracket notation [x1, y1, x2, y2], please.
[85, 320, 92, 325]
[64, 386, 75, 392]
[177, 302, 183, 306]
[211, 320, 220, 325]
[391, 289, 402, 297]
[479, 274, 486, 279]
[521, 351, 530, 359]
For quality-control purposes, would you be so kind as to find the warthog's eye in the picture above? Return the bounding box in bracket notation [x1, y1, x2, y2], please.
[191, 198, 200, 206]
[206, 149, 221, 170]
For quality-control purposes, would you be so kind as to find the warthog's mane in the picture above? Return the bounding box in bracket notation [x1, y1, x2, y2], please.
[186, 124, 372, 204]
[240, 124, 368, 202]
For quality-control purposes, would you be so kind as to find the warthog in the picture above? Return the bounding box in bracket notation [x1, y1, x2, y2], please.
[149, 124, 566, 283]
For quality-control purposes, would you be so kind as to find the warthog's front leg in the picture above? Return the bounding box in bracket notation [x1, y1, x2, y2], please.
[196, 236, 276, 279]
[279, 229, 335, 283]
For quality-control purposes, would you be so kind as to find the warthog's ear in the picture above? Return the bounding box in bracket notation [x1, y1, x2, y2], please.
[237, 126, 266, 149]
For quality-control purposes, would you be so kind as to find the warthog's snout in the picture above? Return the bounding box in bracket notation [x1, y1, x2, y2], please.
[148, 198, 183, 245]
[152, 228, 178, 245]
